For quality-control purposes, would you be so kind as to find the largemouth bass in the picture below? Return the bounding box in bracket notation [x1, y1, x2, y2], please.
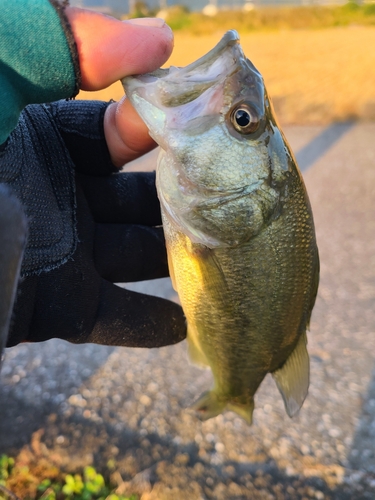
[123, 30, 319, 424]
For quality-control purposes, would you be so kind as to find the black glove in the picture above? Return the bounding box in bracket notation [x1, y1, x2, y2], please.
[1, 100, 186, 349]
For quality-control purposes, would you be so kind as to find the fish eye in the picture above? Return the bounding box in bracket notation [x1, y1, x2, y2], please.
[230, 103, 260, 134]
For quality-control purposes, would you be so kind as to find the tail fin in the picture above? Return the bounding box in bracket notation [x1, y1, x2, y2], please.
[191, 390, 254, 424]
[227, 400, 254, 425]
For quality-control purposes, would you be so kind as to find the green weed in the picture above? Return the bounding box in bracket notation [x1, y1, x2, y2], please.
[0, 456, 137, 500]
[0, 455, 15, 486]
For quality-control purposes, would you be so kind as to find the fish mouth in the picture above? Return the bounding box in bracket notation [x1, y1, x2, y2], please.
[176, 29, 240, 70]
[121, 30, 245, 145]
[123, 29, 239, 89]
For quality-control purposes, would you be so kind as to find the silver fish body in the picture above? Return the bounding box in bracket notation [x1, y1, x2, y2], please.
[123, 30, 319, 424]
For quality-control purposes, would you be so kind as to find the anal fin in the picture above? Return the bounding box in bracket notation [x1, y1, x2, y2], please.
[272, 332, 309, 417]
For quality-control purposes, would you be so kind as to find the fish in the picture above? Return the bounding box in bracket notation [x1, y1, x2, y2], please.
[122, 30, 319, 424]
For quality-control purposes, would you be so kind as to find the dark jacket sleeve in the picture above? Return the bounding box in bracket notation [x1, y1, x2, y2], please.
[0, 0, 80, 145]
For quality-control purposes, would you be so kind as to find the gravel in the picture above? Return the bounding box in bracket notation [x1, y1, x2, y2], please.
[1, 123, 375, 499]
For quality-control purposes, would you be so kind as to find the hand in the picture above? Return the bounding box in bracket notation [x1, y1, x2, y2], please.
[3, 9, 186, 349]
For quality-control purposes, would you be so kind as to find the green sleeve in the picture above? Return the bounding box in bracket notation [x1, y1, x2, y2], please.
[0, 0, 79, 144]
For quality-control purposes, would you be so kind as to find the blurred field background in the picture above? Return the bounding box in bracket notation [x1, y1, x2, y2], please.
[78, 4, 375, 125]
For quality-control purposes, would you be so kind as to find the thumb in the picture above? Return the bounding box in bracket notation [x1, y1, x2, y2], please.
[64, 8, 174, 91]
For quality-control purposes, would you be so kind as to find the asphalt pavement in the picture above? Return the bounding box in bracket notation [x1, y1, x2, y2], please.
[0, 123, 375, 499]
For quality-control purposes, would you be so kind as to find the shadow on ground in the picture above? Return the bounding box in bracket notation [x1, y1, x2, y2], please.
[296, 122, 355, 172]
[0, 341, 116, 451]
[4, 400, 375, 500]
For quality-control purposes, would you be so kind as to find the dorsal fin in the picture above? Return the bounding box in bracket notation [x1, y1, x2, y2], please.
[272, 332, 309, 417]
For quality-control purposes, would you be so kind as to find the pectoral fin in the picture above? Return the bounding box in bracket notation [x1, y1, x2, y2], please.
[188, 244, 231, 308]
[272, 332, 309, 417]
[187, 324, 210, 367]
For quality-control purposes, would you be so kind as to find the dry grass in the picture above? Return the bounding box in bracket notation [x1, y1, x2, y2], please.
[78, 26, 375, 125]
[162, 4, 375, 34]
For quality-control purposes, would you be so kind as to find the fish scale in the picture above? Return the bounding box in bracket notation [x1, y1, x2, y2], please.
[123, 30, 319, 424]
